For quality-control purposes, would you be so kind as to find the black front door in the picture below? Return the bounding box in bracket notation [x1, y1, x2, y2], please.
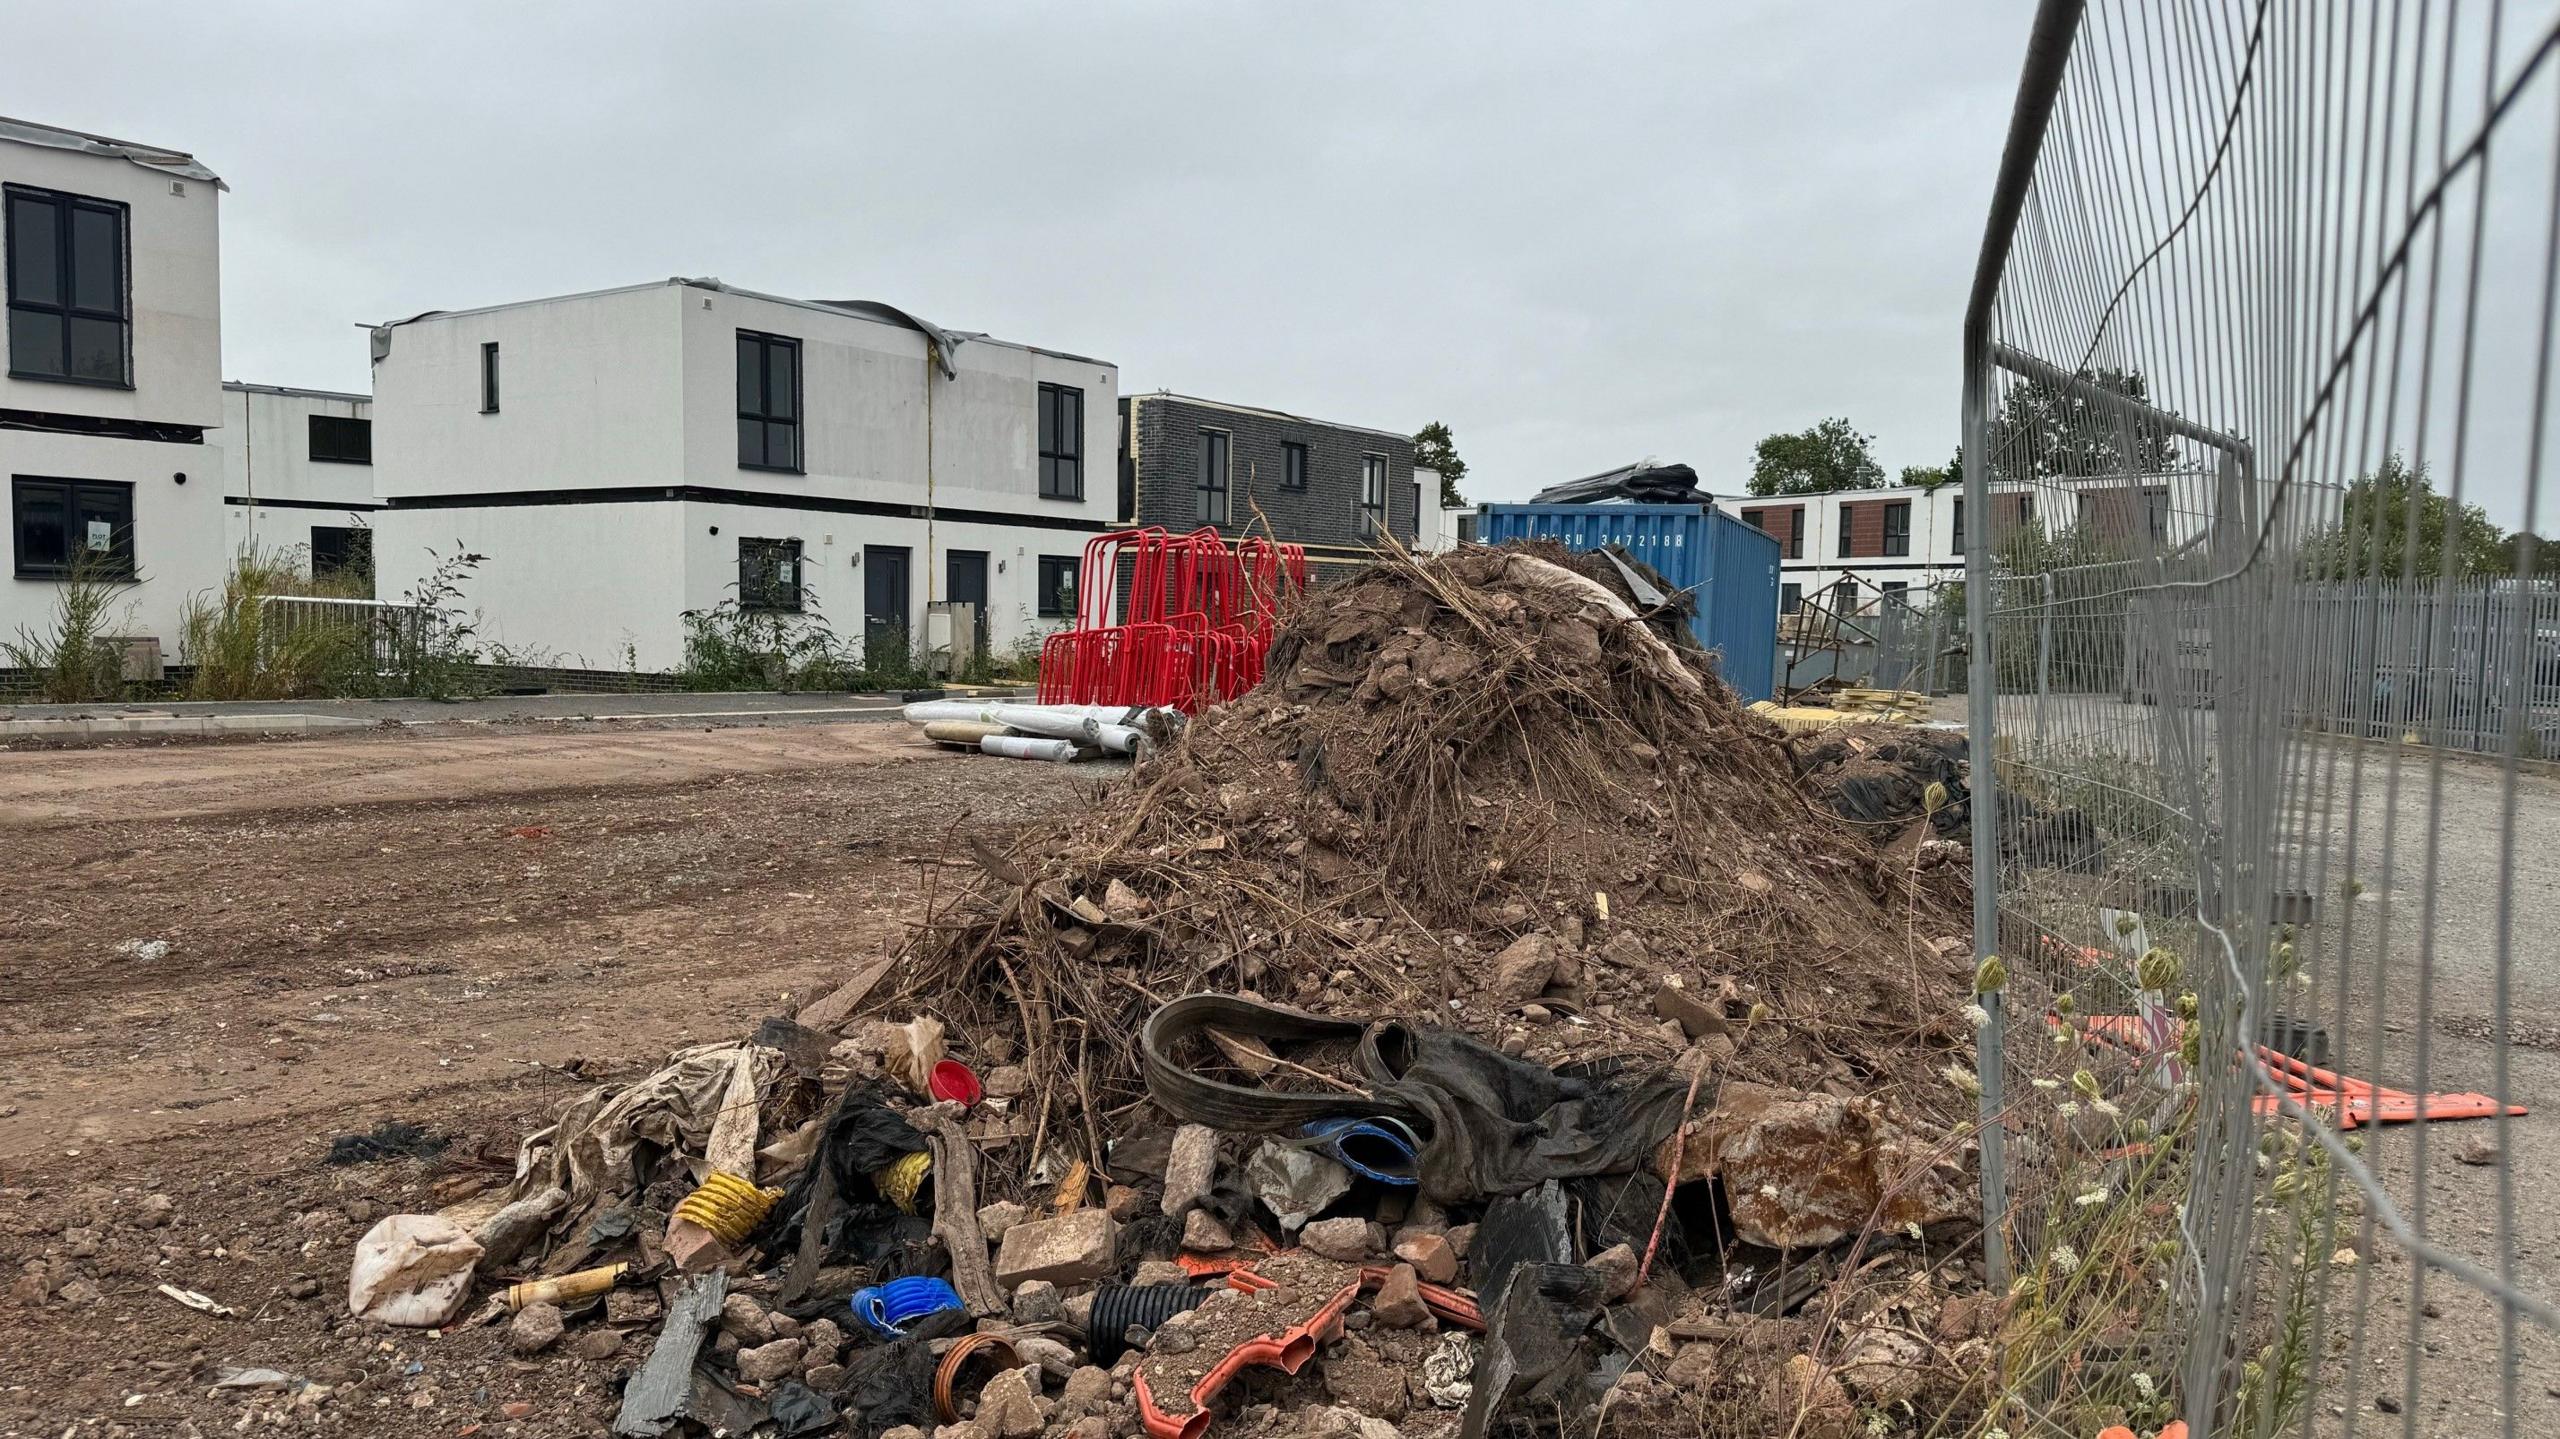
[864, 545, 911, 663]
[946, 550, 990, 658]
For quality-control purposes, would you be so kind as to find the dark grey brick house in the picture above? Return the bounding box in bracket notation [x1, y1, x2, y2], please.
[1117, 393, 1418, 567]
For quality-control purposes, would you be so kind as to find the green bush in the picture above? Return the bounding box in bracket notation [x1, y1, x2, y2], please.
[2, 551, 133, 701]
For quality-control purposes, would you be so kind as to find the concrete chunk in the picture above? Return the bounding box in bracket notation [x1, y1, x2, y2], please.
[992, 1209, 1119, 1289]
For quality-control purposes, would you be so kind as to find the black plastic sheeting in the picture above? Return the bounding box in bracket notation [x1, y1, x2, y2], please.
[1144, 995, 1693, 1208]
[1528, 461, 1708, 506]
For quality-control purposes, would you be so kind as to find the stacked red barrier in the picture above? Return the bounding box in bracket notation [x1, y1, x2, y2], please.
[1037, 527, 1309, 712]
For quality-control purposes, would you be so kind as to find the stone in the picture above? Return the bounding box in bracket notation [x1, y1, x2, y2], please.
[1446, 1223, 1476, 1258]
[1161, 1125, 1219, 1218]
[1012, 1335, 1078, 1379]
[735, 1337, 806, 1385]
[801, 1318, 845, 1364]
[1060, 1366, 1112, 1415]
[61, 1228, 99, 1259]
[1132, 1259, 1189, 1288]
[568, 1328, 625, 1361]
[56, 1277, 102, 1306]
[507, 1302, 565, 1354]
[1371, 1264, 1429, 1328]
[976, 1201, 1029, 1242]
[1597, 933, 1649, 971]
[721, 1294, 775, 1344]
[1585, 1243, 1640, 1301]
[804, 1362, 846, 1391]
[605, 1288, 662, 1325]
[992, 1210, 1119, 1288]
[2457, 1139, 2501, 1167]
[769, 1312, 803, 1338]
[983, 1065, 1032, 1100]
[976, 1367, 1044, 1439]
[1065, 1419, 1111, 1439]
[1182, 1209, 1234, 1252]
[882, 1427, 928, 1439]
[1665, 1343, 1719, 1393]
[1488, 934, 1558, 1005]
[1104, 1184, 1146, 1221]
[1693, 1082, 1970, 1250]
[934, 1425, 988, 1439]
[1300, 1217, 1373, 1262]
[137, 1194, 175, 1229]
[1010, 1279, 1062, 1325]
[1758, 1355, 1853, 1439]
[285, 1274, 320, 1300]
[471, 1187, 570, 1268]
[1833, 1327, 1929, 1406]
[1392, 1232, 1457, 1285]
[1651, 980, 1727, 1041]
[1060, 1292, 1095, 1331]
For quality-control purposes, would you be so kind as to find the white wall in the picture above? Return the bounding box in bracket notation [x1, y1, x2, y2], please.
[215, 385, 376, 563]
[372, 502, 688, 672]
[2, 131, 226, 656]
[371, 284, 686, 500]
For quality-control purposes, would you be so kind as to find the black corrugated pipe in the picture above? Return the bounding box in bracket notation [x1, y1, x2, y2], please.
[1959, 0, 2084, 1294]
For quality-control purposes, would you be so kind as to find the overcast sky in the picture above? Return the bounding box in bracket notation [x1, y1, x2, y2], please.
[4, 1, 2035, 505]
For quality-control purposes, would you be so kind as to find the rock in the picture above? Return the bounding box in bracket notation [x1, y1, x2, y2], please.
[1060, 1292, 1095, 1331]
[1104, 878, 1150, 918]
[1446, 1223, 1476, 1258]
[978, 1064, 1030, 1101]
[992, 1210, 1119, 1288]
[934, 1424, 988, 1439]
[1013, 1335, 1078, 1379]
[568, 1328, 625, 1361]
[1696, 1082, 1970, 1250]
[804, 1362, 846, 1391]
[1652, 980, 1727, 1041]
[976, 1201, 1029, 1242]
[1489, 934, 1558, 1005]
[1182, 1209, 1234, 1252]
[1665, 1343, 1719, 1392]
[1300, 1217, 1373, 1262]
[882, 1428, 928, 1439]
[61, 1228, 99, 1259]
[721, 1293, 775, 1344]
[137, 1194, 175, 1229]
[56, 1277, 102, 1306]
[507, 1302, 565, 1354]
[1834, 1327, 1929, 1406]
[1064, 1418, 1111, 1439]
[1585, 1243, 1640, 1301]
[1597, 933, 1649, 971]
[1132, 1259, 1189, 1287]
[714, 1330, 741, 1359]
[735, 1337, 806, 1385]
[1759, 1355, 1854, 1439]
[471, 1187, 570, 1268]
[285, 1274, 321, 1300]
[1148, 1311, 1200, 1355]
[802, 1318, 845, 1365]
[605, 1288, 662, 1325]
[769, 1312, 803, 1339]
[1371, 1264, 1429, 1328]
[1393, 1232, 1457, 1285]
[1104, 1184, 1146, 1221]
[1010, 1279, 1062, 1324]
[2457, 1139, 2501, 1167]
[1161, 1125, 1220, 1218]
[1061, 1366, 1112, 1415]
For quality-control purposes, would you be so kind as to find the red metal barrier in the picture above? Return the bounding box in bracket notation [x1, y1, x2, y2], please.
[1037, 529, 1306, 712]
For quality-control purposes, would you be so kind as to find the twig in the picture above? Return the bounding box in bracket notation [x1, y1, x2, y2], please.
[1637, 1052, 1711, 1286]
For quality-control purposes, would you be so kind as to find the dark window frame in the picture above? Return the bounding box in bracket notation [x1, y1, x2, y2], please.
[1838, 507, 1856, 558]
[5, 185, 132, 388]
[1196, 429, 1230, 525]
[1358, 454, 1388, 538]
[12, 474, 136, 580]
[1280, 441, 1309, 491]
[1038, 383, 1084, 501]
[738, 535, 804, 612]
[736, 330, 803, 474]
[309, 523, 373, 581]
[307, 413, 373, 465]
[1882, 500, 1912, 558]
[1780, 582, 1803, 615]
[1951, 496, 1964, 555]
[479, 341, 500, 413]
[1037, 553, 1080, 619]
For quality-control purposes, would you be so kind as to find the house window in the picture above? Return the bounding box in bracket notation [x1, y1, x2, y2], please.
[1196, 430, 1230, 524]
[1281, 441, 1309, 491]
[1951, 496, 1964, 555]
[1882, 580, 1909, 599]
[479, 342, 500, 413]
[1359, 455, 1387, 538]
[12, 476, 134, 579]
[736, 330, 801, 473]
[310, 524, 372, 580]
[5, 186, 130, 386]
[308, 414, 373, 465]
[2142, 486, 2172, 540]
[1037, 554, 1079, 619]
[1038, 383, 1083, 500]
[1838, 511, 1855, 558]
[1780, 582, 1802, 614]
[739, 536, 803, 611]
[1882, 501, 1912, 557]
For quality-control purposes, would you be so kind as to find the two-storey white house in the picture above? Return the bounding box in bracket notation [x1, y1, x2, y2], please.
[214, 381, 377, 583]
[3, 117, 226, 654]
[368, 279, 1118, 673]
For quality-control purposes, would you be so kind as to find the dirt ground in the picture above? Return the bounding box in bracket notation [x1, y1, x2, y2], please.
[0, 720, 1104, 1437]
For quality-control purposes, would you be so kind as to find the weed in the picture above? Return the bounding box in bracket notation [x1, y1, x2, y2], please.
[180, 546, 376, 700]
[2, 550, 137, 702]
[678, 587, 851, 692]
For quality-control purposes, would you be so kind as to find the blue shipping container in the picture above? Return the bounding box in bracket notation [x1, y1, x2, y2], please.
[1474, 502, 1782, 702]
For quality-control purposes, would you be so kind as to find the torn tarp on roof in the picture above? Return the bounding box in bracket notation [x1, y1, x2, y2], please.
[812, 299, 985, 379]
[0, 116, 224, 186]
[1528, 461, 1707, 505]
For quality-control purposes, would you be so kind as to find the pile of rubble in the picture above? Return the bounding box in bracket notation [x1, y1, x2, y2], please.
[344, 543, 2008, 1438]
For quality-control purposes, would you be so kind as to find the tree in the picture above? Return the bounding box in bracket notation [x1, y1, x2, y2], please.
[1985, 367, 2182, 483]
[1900, 447, 1964, 492]
[2299, 455, 2513, 581]
[1747, 418, 1885, 497]
[1413, 421, 1468, 509]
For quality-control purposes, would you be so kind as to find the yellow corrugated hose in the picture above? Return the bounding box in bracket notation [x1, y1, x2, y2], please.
[673, 1171, 784, 1243]
[874, 1149, 933, 1215]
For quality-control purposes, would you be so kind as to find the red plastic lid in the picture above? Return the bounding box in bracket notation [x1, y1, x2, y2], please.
[929, 1060, 983, 1108]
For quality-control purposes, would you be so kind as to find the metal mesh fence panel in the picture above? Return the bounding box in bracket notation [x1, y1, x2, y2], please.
[1963, 2, 2558, 1435]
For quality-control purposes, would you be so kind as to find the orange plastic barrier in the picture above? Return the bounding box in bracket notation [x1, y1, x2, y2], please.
[2066, 1014, 2526, 1130]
